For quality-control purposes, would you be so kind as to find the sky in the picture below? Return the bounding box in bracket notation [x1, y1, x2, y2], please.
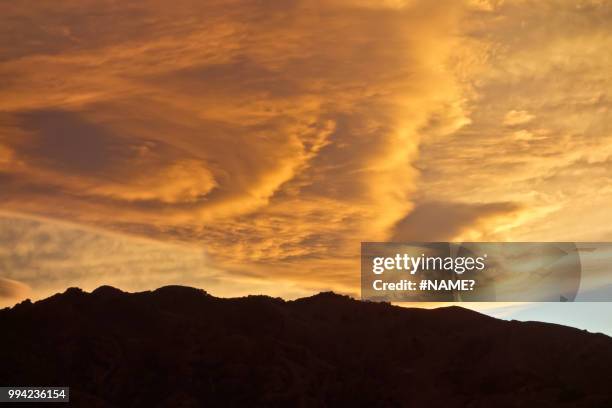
[1, 0, 612, 334]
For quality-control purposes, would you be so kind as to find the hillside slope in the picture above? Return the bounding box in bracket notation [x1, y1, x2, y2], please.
[1, 286, 611, 407]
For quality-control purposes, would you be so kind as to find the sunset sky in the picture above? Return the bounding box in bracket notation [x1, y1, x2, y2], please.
[1, 0, 612, 332]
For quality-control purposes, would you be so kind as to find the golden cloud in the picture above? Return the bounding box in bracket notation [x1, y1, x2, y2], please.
[0, 277, 30, 303]
[1, 0, 611, 303]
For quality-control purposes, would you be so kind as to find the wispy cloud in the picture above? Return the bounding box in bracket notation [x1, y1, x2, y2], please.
[0, 277, 29, 304]
[1, 0, 611, 303]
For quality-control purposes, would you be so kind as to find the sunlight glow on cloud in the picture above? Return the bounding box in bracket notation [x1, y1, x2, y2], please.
[1, 0, 611, 303]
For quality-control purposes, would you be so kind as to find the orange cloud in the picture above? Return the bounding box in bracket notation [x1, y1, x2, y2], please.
[1, 0, 610, 304]
[0, 0, 472, 298]
[0, 277, 30, 305]
[392, 201, 522, 242]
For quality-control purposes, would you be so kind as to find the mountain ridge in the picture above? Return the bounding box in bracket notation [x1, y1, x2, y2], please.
[1, 285, 611, 407]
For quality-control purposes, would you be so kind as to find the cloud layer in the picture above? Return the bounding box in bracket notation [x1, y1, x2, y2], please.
[1, 0, 611, 302]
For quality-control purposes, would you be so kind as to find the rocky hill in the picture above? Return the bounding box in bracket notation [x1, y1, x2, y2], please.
[1, 286, 611, 407]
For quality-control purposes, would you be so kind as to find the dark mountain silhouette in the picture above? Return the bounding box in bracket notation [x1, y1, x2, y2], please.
[1, 286, 612, 407]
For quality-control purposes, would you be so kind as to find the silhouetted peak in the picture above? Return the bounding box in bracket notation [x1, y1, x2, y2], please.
[297, 291, 353, 303]
[435, 304, 493, 318]
[63, 287, 85, 296]
[152, 285, 209, 297]
[2, 284, 612, 407]
[9, 298, 32, 311]
[92, 285, 124, 296]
